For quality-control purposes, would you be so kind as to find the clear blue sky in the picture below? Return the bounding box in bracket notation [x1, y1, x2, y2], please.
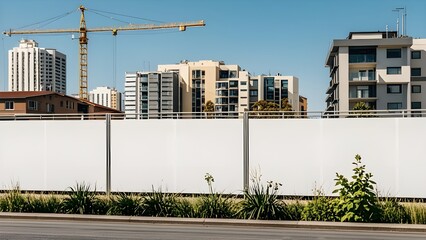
[1, 0, 426, 111]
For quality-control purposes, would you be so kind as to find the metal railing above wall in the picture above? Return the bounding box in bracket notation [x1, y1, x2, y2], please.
[0, 109, 426, 121]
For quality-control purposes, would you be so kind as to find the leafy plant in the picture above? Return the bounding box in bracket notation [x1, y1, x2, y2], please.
[62, 182, 98, 214]
[0, 188, 26, 212]
[108, 193, 143, 216]
[333, 154, 380, 222]
[405, 202, 426, 224]
[238, 174, 287, 220]
[379, 198, 408, 223]
[142, 187, 183, 217]
[195, 173, 235, 218]
[302, 190, 338, 221]
[24, 194, 62, 213]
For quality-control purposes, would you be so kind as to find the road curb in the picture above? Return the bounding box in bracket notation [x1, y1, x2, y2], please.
[1, 212, 426, 232]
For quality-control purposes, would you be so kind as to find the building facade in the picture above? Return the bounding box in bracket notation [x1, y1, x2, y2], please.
[89, 86, 122, 111]
[158, 60, 252, 113]
[8, 39, 66, 94]
[249, 75, 300, 111]
[124, 71, 180, 118]
[326, 31, 426, 113]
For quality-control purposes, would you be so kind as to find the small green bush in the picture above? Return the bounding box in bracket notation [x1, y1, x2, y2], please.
[108, 193, 143, 216]
[238, 175, 287, 220]
[302, 195, 338, 221]
[142, 187, 183, 217]
[379, 199, 408, 223]
[405, 203, 426, 224]
[0, 189, 26, 212]
[62, 182, 98, 214]
[196, 173, 235, 218]
[24, 195, 62, 213]
[286, 201, 305, 221]
[333, 154, 380, 222]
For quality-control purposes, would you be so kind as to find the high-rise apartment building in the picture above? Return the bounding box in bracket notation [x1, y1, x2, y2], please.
[89, 86, 122, 111]
[249, 75, 299, 111]
[326, 31, 426, 113]
[124, 71, 180, 118]
[8, 39, 66, 94]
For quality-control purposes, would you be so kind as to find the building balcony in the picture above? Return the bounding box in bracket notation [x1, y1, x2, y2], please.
[349, 97, 377, 102]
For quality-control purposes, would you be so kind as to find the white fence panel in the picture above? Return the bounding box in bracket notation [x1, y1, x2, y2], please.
[111, 119, 243, 193]
[0, 121, 106, 191]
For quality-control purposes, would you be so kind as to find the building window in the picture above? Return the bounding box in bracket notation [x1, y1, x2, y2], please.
[387, 48, 401, 58]
[240, 81, 247, 86]
[249, 90, 258, 97]
[412, 85, 421, 93]
[219, 70, 229, 79]
[28, 100, 38, 110]
[387, 84, 402, 94]
[387, 67, 401, 75]
[5, 101, 14, 110]
[46, 103, 55, 113]
[229, 81, 238, 88]
[229, 71, 237, 78]
[412, 68, 421, 77]
[412, 102, 422, 109]
[412, 51, 421, 59]
[387, 102, 402, 110]
[264, 77, 275, 101]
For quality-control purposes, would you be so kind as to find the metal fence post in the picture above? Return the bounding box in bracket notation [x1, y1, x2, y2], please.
[106, 114, 111, 195]
[243, 110, 249, 192]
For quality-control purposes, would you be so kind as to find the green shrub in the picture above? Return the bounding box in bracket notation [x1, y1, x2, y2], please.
[238, 175, 287, 220]
[62, 182, 98, 214]
[108, 193, 143, 216]
[142, 187, 183, 217]
[302, 195, 338, 221]
[405, 203, 426, 224]
[379, 199, 408, 223]
[195, 173, 235, 218]
[286, 201, 305, 221]
[0, 189, 26, 212]
[24, 194, 62, 213]
[333, 154, 380, 222]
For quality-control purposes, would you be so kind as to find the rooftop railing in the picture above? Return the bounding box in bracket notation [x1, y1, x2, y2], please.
[0, 110, 425, 121]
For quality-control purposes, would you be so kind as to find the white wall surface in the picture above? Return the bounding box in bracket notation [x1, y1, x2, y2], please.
[1, 118, 426, 198]
[111, 119, 243, 194]
[0, 121, 106, 191]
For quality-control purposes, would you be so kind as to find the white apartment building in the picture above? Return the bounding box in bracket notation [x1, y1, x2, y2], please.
[89, 86, 122, 111]
[249, 75, 299, 111]
[8, 39, 66, 94]
[124, 71, 180, 119]
[326, 31, 426, 113]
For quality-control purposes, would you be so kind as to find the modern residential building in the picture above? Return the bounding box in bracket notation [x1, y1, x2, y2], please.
[89, 86, 122, 111]
[299, 95, 308, 113]
[325, 31, 426, 113]
[158, 60, 250, 113]
[124, 71, 180, 118]
[249, 75, 300, 111]
[8, 39, 66, 94]
[0, 91, 121, 115]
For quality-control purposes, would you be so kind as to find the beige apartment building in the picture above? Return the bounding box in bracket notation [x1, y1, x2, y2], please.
[326, 31, 426, 113]
[158, 60, 246, 112]
[158, 60, 301, 113]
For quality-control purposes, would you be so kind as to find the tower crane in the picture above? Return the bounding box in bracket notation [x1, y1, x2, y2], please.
[3, 5, 205, 100]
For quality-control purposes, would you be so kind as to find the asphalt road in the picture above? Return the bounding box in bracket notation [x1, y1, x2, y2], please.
[1, 219, 426, 240]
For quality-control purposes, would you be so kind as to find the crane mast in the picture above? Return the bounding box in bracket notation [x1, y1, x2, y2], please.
[79, 5, 88, 100]
[3, 5, 205, 100]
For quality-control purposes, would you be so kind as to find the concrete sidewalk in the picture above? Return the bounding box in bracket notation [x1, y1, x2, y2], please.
[1, 212, 426, 233]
